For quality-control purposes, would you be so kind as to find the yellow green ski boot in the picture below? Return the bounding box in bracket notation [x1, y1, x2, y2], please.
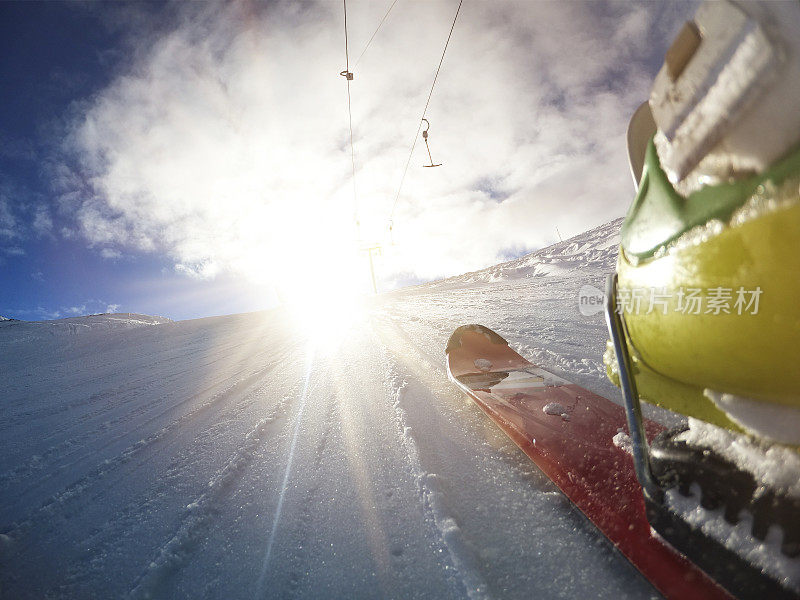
[604, 1, 800, 597]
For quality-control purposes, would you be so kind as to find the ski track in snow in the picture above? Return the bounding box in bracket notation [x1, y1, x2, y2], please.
[0, 219, 663, 599]
[129, 394, 294, 600]
[383, 354, 487, 600]
[256, 344, 316, 595]
[3, 355, 289, 541]
[0, 349, 290, 499]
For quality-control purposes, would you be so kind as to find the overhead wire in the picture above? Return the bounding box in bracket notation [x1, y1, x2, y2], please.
[340, 0, 401, 294]
[353, 0, 400, 68]
[388, 0, 463, 230]
[342, 0, 360, 238]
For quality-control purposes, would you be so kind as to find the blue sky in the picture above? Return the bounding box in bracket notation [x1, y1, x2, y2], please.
[1, 2, 276, 320]
[0, 1, 694, 321]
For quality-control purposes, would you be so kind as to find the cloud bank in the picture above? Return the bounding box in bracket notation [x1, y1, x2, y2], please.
[60, 0, 694, 293]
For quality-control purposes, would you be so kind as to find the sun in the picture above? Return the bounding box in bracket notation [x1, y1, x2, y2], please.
[233, 187, 380, 347]
[271, 239, 374, 349]
[277, 281, 368, 351]
[282, 286, 367, 349]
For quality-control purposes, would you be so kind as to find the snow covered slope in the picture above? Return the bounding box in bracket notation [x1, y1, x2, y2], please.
[387, 218, 626, 400]
[0, 312, 171, 340]
[0, 219, 662, 599]
[415, 217, 622, 290]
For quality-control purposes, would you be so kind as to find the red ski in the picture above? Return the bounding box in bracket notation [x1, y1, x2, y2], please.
[445, 324, 731, 600]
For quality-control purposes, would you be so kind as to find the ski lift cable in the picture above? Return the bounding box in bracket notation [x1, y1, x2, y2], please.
[353, 0, 400, 68]
[341, 0, 360, 235]
[388, 0, 463, 228]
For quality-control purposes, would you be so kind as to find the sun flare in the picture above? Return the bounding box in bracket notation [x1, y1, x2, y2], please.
[271, 240, 374, 349]
[286, 289, 366, 347]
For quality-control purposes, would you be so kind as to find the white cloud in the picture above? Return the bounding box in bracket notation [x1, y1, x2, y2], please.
[33, 205, 54, 237]
[100, 247, 122, 259]
[0, 194, 19, 240]
[61, 0, 690, 291]
[0, 188, 54, 252]
[37, 307, 62, 320]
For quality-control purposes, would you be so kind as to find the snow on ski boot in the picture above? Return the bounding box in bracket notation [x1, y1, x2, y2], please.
[604, 1, 800, 597]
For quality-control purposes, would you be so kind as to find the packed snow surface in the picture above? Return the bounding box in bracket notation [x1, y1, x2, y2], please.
[672, 416, 800, 587]
[704, 389, 800, 445]
[666, 483, 800, 592]
[677, 418, 800, 500]
[1, 219, 666, 599]
[542, 402, 568, 416]
[612, 430, 633, 455]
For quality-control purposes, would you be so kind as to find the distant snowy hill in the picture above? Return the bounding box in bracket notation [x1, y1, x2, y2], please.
[405, 218, 622, 291]
[0, 218, 666, 600]
[0, 313, 172, 344]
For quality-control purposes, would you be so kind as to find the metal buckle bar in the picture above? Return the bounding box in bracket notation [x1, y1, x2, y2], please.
[604, 274, 662, 502]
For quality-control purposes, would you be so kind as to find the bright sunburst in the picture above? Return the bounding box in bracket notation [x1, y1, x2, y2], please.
[269, 236, 372, 349]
